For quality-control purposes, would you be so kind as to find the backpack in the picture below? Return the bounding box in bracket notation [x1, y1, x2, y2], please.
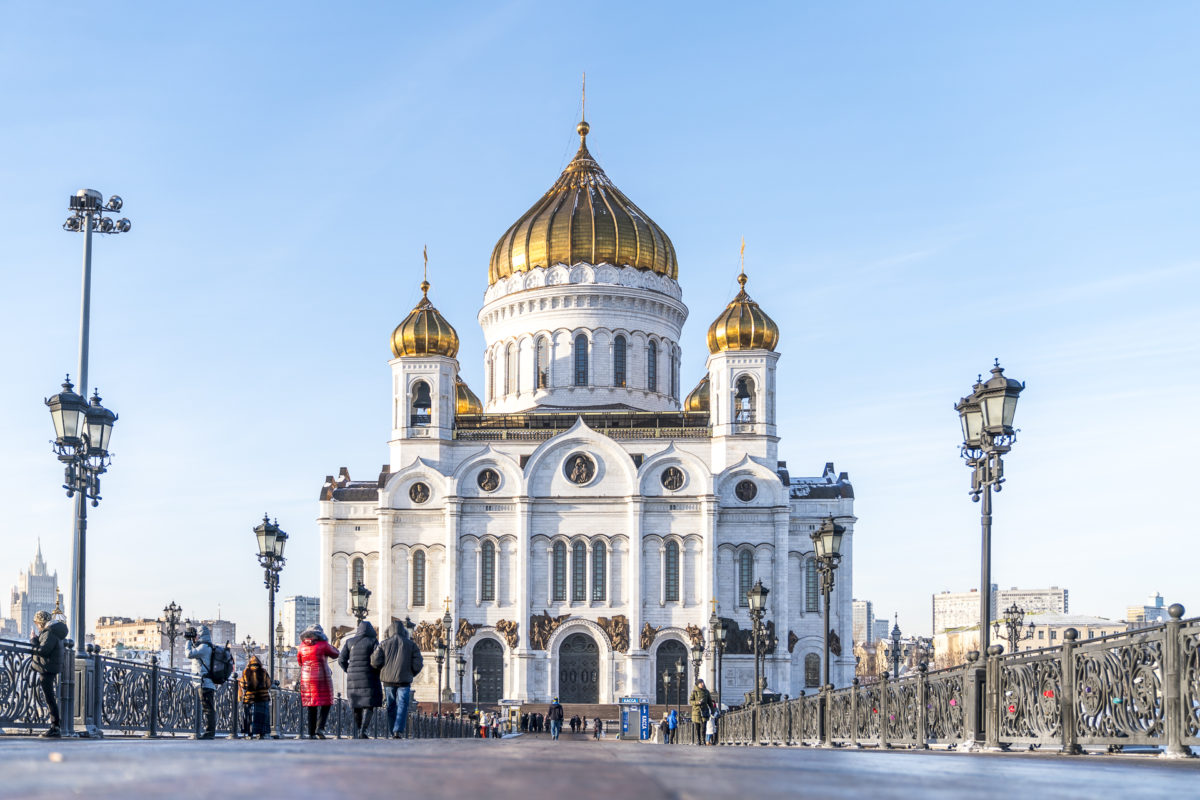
[208, 642, 235, 685]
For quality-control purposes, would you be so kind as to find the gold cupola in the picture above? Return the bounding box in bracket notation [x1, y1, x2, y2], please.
[684, 374, 710, 413]
[706, 272, 780, 354]
[455, 377, 483, 414]
[390, 280, 460, 358]
[488, 120, 678, 285]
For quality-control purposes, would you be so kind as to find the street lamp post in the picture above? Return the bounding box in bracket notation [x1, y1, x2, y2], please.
[441, 600, 453, 710]
[690, 640, 704, 686]
[811, 517, 845, 747]
[993, 603, 1034, 654]
[275, 619, 286, 685]
[435, 640, 446, 718]
[709, 607, 726, 709]
[472, 667, 480, 719]
[675, 658, 685, 720]
[50, 189, 129, 644]
[161, 601, 182, 672]
[956, 361, 1025, 656]
[252, 515, 288, 701]
[350, 581, 371, 622]
[889, 615, 902, 678]
[456, 654, 466, 720]
[746, 580, 769, 705]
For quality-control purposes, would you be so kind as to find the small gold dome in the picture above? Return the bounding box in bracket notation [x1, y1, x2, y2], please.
[684, 374, 710, 413]
[455, 377, 482, 414]
[390, 281, 460, 358]
[706, 273, 780, 354]
[489, 121, 678, 285]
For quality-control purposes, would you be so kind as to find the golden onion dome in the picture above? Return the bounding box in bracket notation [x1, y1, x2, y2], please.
[390, 280, 460, 358]
[455, 377, 483, 414]
[684, 374, 710, 413]
[706, 272, 780, 354]
[489, 120, 678, 285]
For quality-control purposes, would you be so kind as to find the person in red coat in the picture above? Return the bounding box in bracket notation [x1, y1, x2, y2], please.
[297, 624, 339, 738]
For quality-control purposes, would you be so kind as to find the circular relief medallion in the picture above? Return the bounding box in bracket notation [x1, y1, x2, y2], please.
[735, 480, 757, 502]
[477, 469, 500, 492]
[409, 482, 430, 504]
[661, 467, 685, 491]
[564, 453, 596, 485]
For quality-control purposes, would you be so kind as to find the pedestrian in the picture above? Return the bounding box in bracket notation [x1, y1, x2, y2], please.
[184, 625, 217, 739]
[706, 707, 718, 745]
[29, 610, 67, 738]
[689, 678, 714, 746]
[297, 624, 339, 738]
[239, 655, 272, 739]
[657, 712, 669, 744]
[667, 707, 678, 743]
[338, 619, 382, 738]
[371, 619, 423, 739]
[547, 698, 564, 741]
[593, 716, 602, 740]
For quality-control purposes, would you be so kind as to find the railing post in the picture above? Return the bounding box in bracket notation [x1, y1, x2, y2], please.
[849, 680, 859, 748]
[1059, 628, 1081, 755]
[984, 644, 1004, 750]
[821, 685, 832, 747]
[90, 646, 104, 737]
[335, 695, 343, 739]
[916, 664, 929, 750]
[959, 650, 982, 750]
[60, 639, 76, 737]
[880, 671, 891, 750]
[1161, 604, 1194, 759]
[147, 655, 159, 738]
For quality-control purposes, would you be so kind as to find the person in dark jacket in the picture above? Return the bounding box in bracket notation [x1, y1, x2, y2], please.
[547, 698, 564, 741]
[593, 716, 602, 740]
[370, 619, 423, 738]
[30, 610, 68, 738]
[338, 620, 382, 738]
[689, 679, 714, 745]
[239, 655, 272, 738]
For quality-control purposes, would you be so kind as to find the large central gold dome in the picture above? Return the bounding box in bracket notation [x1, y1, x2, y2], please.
[489, 121, 678, 285]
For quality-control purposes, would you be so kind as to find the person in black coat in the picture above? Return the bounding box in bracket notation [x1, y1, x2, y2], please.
[338, 620, 382, 738]
[30, 611, 68, 738]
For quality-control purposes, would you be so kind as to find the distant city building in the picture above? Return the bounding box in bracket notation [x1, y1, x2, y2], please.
[853, 599, 875, 644]
[1126, 593, 1167, 628]
[996, 586, 1068, 616]
[934, 613, 1125, 663]
[94, 616, 167, 654]
[9, 542, 59, 637]
[872, 618, 890, 642]
[281, 596, 320, 647]
[0, 617, 18, 639]
[931, 585, 998, 634]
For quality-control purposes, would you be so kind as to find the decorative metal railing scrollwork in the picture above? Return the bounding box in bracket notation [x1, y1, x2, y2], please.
[924, 667, 965, 745]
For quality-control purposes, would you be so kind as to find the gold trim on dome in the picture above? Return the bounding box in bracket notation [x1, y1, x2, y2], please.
[488, 120, 678, 286]
[684, 374, 710, 413]
[455, 377, 482, 415]
[706, 272, 779, 354]
[390, 280, 460, 358]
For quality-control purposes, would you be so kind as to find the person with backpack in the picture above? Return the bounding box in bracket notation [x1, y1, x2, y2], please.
[239, 655, 272, 739]
[547, 697, 564, 741]
[185, 625, 219, 739]
[338, 619, 382, 738]
[29, 610, 68, 738]
[370, 619, 423, 739]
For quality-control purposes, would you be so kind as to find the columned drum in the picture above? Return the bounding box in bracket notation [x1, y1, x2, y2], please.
[558, 632, 599, 703]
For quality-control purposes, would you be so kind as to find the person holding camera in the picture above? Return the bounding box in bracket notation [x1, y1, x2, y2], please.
[185, 625, 217, 739]
[30, 610, 68, 738]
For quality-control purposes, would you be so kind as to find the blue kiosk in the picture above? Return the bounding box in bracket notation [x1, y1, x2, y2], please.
[618, 696, 651, 740]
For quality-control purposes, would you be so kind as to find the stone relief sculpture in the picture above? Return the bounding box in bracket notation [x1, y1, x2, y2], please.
[413, 621, 442, 653]
[640, 622, 660, 651]
[598, 615, 629, 653]
[529, 610, 570, 650]
[455, 618, 479, 649]
[685, 623, 705, 650]
[829, 629, 841, 657]
[331, 625, 353, 648]
[495, 619, 520, 650]
[565, 453, 595, 484]
[788, 630, 799, 654]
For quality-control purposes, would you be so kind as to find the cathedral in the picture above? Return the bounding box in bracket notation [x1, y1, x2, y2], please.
[318, 116, 855, 706]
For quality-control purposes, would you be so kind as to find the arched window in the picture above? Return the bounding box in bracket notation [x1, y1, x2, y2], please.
[613, 336, 627, 387]
[352, 557, 364, 588]
[738, 550, 754, 606]
[536, 337, 549, 388]
[410, 380, 431, 426]
[670, 345, 678, 398]
[805, 652, 820, 688]
[572, 541, 587, 602]
[647, 340, 658, 392]
[735, 376, 755, 423]
[592, 541, 606, 602]
[480, 541, 496, 602]
[552, 542, 567, 602]
[486, 353, 494, 403]
[412, 550, 426, 607]
[805, 558, 819, 613]
[664, 541, 680, 602]
[504, 343, 516, 395]
[574, 334, 588, 386]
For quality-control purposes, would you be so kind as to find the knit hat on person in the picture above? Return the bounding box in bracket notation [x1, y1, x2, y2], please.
[33, 610, 51, 625]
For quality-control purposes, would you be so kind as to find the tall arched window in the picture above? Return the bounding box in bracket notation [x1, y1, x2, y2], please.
[480, 541, 496, 602]
[735, 376, 756, 423]
[592, 541, 606, 602]
[670, 345, 678, 398]
[352, 557, 364, 588]
[664, 541, 680, 602]
[552, 542, 567, 602]
[412, 551, 426, 607]
[505, 343, 517, 395]
[738, 550, 754, 606]
[411, 380, 431, 426]
[647, 340, 658, 392]
[574, 334, 588, 386]
[536, 336, 549, 388]
[572, 541, 587, 602]
[486, 353, 494, 403]
[805, 558, 819, 612]
[805, 652, 821, 687]
[613, 335, 627, 387]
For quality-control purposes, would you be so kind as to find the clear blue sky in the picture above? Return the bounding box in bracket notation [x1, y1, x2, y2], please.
[2, 2, 1197, 642]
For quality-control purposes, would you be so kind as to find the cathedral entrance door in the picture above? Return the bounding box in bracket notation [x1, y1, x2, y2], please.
[655, 639, 688, 705]
[558, 632, 599, 703]
[474, 639, 504, 703]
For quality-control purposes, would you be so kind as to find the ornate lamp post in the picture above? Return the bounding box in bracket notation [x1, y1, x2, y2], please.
[50, 189, 129, 643]
[993, 603, 1034, 654]
[456, 654, 466, 719]
[472, 667, 481, 717]
[441, 600, 454, 707]
[889, 615, 902, 678]
[690, 640, 704, 686]
[675, 658, 685, 718]
[435, 639, 446, 717]
[253, 514, 288, 699]
[709, 607, 726, 709]
[350, 581, 371, 622]
[956, 361, 1024, 656]
[746, 579, 769, 705]
[161, 601, 183, 672]
[811, 517, 844, 747]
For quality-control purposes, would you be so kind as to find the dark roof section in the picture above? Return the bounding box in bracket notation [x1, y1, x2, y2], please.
[319, 467, 381, 502]
[784, 461, 854, 500]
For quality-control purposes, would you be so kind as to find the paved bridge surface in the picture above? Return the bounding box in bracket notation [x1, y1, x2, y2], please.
[1, 733, 1195, 799]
